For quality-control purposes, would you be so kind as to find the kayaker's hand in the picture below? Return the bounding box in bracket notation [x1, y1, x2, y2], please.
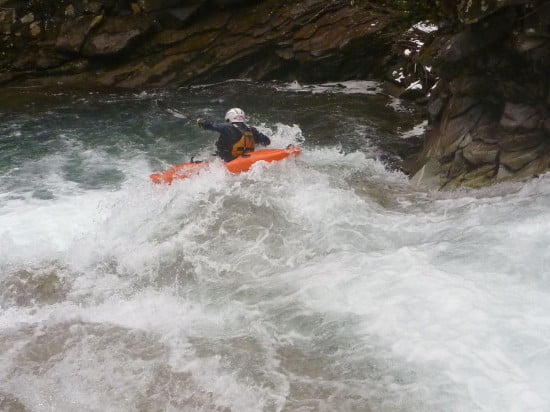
[196, 117, 208, 129]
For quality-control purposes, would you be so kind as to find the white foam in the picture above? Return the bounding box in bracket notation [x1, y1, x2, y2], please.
[275, 80, 383, 95]
[3, 114, 550, 411]
[400, 120, 428, 139]
[387, 96, 413, 113]
[413, 22, 439, 34]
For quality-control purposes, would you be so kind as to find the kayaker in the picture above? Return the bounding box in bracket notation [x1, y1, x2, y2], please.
[196, 108, 271, 162]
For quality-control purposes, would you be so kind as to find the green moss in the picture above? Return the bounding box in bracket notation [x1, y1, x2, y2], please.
[445, 164, 498, 189]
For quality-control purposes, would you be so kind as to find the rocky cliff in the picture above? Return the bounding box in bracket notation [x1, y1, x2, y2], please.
[411, 0, 550, 189]
[0, 0, 421, 88]
[1, 0, 548, 188]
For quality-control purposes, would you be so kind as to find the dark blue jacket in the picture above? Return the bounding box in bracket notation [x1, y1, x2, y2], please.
[197, 119, 271, 162]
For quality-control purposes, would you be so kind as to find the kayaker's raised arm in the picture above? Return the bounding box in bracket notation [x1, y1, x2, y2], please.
[196, 108, 271, 162]
[196, 118, 230, 133]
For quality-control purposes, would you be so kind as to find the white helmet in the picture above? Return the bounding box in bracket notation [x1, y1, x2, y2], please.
[225, 108, 247, 123]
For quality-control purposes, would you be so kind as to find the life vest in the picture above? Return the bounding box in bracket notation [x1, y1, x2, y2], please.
[231, 124, 255, 157]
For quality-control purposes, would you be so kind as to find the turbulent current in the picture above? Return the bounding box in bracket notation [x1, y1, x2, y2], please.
[1, 81, 549, 412]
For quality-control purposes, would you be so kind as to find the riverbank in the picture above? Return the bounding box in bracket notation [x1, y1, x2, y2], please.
[0, 0, 426, 88]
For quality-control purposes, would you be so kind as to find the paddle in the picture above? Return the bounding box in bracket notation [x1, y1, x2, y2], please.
[154, 100, 211, 163]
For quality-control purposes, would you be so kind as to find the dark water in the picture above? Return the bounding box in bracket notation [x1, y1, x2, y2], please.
[1, 80, 549, 412]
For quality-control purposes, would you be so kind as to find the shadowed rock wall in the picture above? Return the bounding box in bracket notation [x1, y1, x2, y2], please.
[411, 0, 550, 188]
[0, 0, 411, 88]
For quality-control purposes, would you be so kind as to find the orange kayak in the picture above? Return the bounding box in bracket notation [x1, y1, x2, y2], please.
[150, 146, 301, 184]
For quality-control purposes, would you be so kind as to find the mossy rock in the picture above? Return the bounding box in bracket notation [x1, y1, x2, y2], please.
[445, 163, 498, 189]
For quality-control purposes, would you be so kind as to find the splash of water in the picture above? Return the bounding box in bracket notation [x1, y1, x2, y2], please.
[1, 85, 550, 411]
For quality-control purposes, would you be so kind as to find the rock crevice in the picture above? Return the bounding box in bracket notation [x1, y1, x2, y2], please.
[0, 0, 403, 87]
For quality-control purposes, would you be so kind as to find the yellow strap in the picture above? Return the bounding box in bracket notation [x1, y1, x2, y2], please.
[231, 126, 255, 156]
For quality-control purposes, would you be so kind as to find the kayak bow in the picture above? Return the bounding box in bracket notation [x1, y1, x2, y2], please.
[150, 146, 301, 184]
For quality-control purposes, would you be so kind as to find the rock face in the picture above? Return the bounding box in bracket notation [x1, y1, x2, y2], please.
[0, 0, 405, 88]
[411, 0, 550, 188]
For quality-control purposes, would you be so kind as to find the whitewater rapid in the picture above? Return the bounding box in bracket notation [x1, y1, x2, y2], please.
[1, 84, 550, 411]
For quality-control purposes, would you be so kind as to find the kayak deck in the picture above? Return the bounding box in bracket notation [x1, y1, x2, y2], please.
[150, 146, 301, 184]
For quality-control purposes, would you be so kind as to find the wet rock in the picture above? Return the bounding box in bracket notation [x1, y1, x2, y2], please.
[500, 156, 549, 181]
[449, 75, 492, 97]
[430, 9, 515, 65]
[500, 102, 541, 131]
[166, 5, 200, 22]
[415, 0, 550, 188]
[436, 101, 487, 155]
[0, 8, 16, 34]
[81, 14, 153, 55]
[500, 144, 543, 171]
[214, 0, 256, 7]
[427, 96, 446, 121]
[143, 29, 188, 51]
[36, 49, 67, 69]
[294, 6, 383, 60]
[472, 124, 500, 145]
[137, 0, 184, 12]
[498, 131, 545, 152]
[496, 163, 515, 181]
[457, 0, 530, 23]
[500, 151, 550, 181]
[65, 4, 76, 17]
[517, 152, 550, 178]
[56, 14, 104, 53]
[446, 150, 469, 179]
[85, 0, 104, 14]
[411, 157, 444, 189]
[102, 0, 134, 15]
[0, 0, 402, 88]
[12, 52, 36, 70]
[47, 57, 90, 75]
[513, 33, 546, 54]
[447, 95, 482, 119]
[152, 5, 201, 29]
[447, 164, 498, 189]
[498, 80, 537, 102]
[29, 20, 40, 36]
[0, 71, 22, 84]
[462, 140, 499, 165]
[20, 12, 34, 24]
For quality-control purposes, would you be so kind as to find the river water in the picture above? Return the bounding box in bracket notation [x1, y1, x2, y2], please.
[1, 81, 549, 412]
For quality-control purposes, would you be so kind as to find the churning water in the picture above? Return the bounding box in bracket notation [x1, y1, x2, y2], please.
[1, 81, 549, 412]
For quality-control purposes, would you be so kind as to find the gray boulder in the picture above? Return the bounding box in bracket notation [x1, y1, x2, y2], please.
[0, 8, 15, 34]
[500, 102, 541, 131]
[82, 15, 153, 56]
[56, 15, 104, 53]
